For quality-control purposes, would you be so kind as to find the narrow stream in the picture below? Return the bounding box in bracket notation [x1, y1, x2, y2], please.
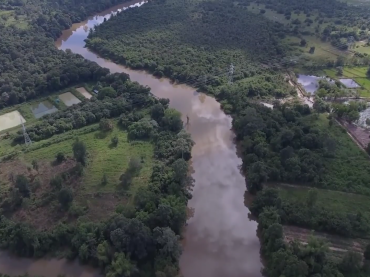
[0, 1, 263, 276]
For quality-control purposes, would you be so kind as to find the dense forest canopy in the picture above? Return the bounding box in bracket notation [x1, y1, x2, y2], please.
[0, 0, 133, 109]
[86, 0, 291, 86]
[242, 0, 370, 51]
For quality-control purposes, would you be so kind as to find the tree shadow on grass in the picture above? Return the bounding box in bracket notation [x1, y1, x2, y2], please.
[94, 130, 109, 139]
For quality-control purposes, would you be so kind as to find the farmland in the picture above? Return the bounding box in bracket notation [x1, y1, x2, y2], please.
[324, 66, 370, 96]
[0, 85, 92, 134]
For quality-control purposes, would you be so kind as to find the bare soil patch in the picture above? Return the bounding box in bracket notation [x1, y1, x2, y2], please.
[0, 158, 79, 230]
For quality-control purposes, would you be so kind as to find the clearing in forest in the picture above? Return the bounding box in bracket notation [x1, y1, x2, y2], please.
[0, 111, 25, 132]
[76, 87, 93, 99]
[275, 184, 370, 217]
[2, 123, 153, 229]
[58, 92, 81, 107]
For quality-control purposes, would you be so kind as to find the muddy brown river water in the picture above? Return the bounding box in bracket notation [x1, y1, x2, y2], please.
[0, 1, 263, 276]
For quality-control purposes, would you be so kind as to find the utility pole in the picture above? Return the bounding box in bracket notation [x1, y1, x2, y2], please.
[228, 63, 234, 84]
[21, 116, 32, 146]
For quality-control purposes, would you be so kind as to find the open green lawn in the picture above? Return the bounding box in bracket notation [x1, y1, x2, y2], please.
[276, 185, 370, 217]
[343, 67, 368, 78]
[304, 114, 370, 194]
[354, 41, 370, 55]
[284, 35, 348, 60]
[23, 125, 153, 195]
[355, 78, 370, 91]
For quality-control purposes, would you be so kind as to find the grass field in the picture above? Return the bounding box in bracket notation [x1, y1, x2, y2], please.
[354, 41, 370, 55]
[324, 66, 370, 96]
[304, 114, 370, 194]
[23, 125, 153, 194]
[276, 185, 370, 216]
[0, 122, 154, 228]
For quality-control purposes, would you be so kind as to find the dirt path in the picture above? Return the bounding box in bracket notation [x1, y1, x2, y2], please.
[287, 75, 314, 107]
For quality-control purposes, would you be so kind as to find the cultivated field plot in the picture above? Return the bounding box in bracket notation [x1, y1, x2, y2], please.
[76, 87, 92, 99]
[324, 67, 370, 96]
[284, 226, 368, 260]
[0, 111, 25, 132]
[275, 184, 370, 217]
[59, 92, 81, 106]
[30, 101, 58, 119]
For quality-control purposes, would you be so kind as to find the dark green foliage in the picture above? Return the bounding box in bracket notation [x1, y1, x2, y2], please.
[99, 118, 114, 132]
[119, 158, 142, 188]
[56, 152, 66, 163]
[255, 206, 362, 277]
[0, 0, 135, 109]
[15, 175, 30, 198]
[50, 176, 63, 190]
[58, 187, 73, 210]
[364, 244, 370, 260]
[72, 140, 87, 166]
[111, 136, 119, 146]
[86, 0, 288, 87]
[252, 188, 370, 238]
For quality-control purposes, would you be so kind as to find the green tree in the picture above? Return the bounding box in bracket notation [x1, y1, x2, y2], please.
[162, 108, 183, 132]
[50, 175, 63, 190]
[111, 135, 119, 146]
[32, 160, 39, 171]
[97, 240, 110, 267]
[56, 152, 66, 163]
[99, 118, 114, 132]
[106, 253, 135, 277]
[339, 251, 362, 275]
[98, 86, 117, 99]
[15, 175, 30, 198]
[58, 187, 73, 210]
[73, 139, 87, 166]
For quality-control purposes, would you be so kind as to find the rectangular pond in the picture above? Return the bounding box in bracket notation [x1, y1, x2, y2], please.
[297, 74, 334, 94]
[0, 111, 26, 132]
[76, 87, 92, 99]
[59, 92, 81, 106]
[30, 101, 58, 119]
[339, 78, 360, 88]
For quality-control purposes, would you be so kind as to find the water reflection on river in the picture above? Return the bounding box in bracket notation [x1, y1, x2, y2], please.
[0, 1, 263, 276]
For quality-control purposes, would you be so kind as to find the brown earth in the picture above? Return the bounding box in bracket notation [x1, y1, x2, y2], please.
[0, 157, 133, 230]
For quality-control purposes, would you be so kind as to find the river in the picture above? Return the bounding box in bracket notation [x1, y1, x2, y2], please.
[0, 1, 263, 277]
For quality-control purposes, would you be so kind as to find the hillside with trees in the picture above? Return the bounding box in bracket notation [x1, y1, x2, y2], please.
[85, 0, 294, 92]
[0, 0, 134, 109]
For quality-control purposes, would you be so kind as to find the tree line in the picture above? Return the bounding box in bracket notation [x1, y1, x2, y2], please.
[251, 189, 370, 277]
